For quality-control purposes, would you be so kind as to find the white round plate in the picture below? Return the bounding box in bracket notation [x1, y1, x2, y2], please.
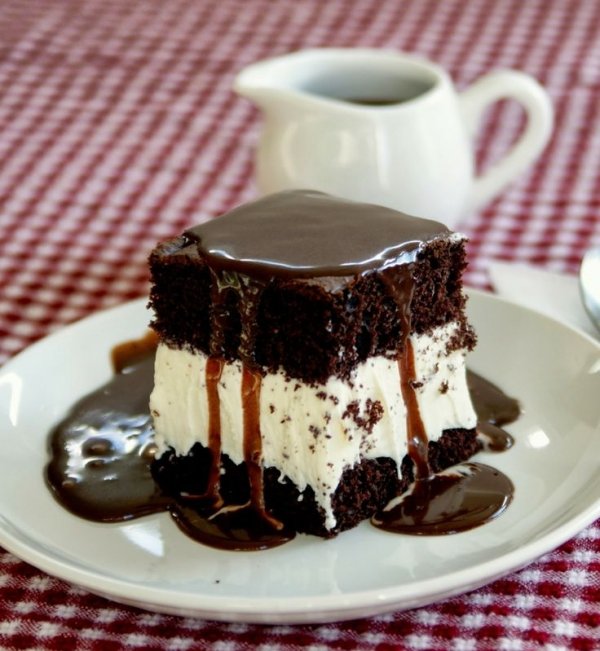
[0, 290, 599, 624]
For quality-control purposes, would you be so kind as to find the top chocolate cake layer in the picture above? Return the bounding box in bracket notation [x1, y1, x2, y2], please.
[184, 190, 450, 279]
[149, 190, 474, 383]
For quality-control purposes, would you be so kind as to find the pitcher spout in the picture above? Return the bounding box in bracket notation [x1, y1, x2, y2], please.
[233, 57, 301, 111]
[233, 78, 284, 110]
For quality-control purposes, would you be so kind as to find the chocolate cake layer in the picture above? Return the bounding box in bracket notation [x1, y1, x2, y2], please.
[149, 191, 475, 384]
[151, 428, 481, 537]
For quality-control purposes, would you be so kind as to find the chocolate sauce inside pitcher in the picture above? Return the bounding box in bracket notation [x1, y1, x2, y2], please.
[340, 97, 410, 106]
[47, 191, 520, 549]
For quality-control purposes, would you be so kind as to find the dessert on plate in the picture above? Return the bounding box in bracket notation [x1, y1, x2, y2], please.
[148, 189, 480, 538]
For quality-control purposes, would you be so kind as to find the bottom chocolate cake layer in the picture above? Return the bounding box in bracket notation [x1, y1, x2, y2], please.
[151, 428, 480, 538]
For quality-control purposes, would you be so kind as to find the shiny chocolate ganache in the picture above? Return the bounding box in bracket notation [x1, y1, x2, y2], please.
[184, 189, 450, 278]
[47, 190, 519, 550]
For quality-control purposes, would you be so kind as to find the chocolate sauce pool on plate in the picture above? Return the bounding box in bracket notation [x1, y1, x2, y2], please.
[371, 462, 513, 535]
[46, 351, 169, 522]
[46, 336, 293, 551]
[469, 370, 518, 452]
[46, 337, 519, 549]
[370, 371, 518, 536]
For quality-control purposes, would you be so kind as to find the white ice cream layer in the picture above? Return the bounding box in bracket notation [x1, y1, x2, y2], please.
[150, 322, 477, 530]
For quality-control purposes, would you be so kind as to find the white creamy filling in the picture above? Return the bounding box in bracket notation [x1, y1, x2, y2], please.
[150, 322, 476, 531]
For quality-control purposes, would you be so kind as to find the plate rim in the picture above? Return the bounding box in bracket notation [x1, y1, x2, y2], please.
[0, 289, 599, 623]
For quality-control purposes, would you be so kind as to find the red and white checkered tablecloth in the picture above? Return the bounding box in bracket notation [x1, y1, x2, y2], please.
[0, 0, 599, 649]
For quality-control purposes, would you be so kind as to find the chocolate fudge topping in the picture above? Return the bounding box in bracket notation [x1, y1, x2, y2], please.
[184, 190, 449, 279]
[47, 191, 518, 549]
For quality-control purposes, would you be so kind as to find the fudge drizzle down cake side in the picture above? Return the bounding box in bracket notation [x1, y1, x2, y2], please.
[148, 189, 479, 538]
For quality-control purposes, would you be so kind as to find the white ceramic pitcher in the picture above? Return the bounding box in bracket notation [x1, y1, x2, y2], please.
[234, 48, 553, 227]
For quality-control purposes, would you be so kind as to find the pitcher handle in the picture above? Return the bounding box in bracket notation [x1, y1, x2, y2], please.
[459, 70, 553, 214]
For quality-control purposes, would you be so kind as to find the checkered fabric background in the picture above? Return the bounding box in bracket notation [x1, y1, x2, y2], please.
[0, 0, 599, 649]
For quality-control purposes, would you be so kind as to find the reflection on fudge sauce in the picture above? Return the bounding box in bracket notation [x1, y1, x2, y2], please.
[46, 342, 519, 550]
[46, 190, 520, 550]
